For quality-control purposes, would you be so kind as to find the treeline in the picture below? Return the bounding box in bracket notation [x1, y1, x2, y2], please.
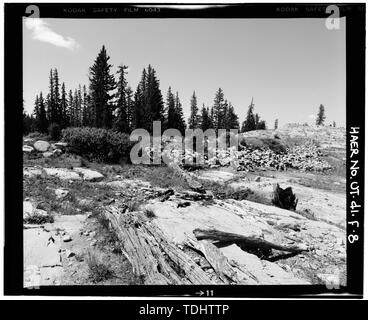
[24, 45, 267, 136]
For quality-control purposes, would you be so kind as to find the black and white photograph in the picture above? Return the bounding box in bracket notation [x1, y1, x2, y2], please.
[3, 2, 365, 300]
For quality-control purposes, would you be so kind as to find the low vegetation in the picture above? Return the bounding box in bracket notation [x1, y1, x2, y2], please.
[62, 127, 133, 163]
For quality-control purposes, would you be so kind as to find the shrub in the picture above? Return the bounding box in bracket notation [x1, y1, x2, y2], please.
[61, 127, 133, 163]
[86, 251, 113, 283]
[48, 123, 61, 141]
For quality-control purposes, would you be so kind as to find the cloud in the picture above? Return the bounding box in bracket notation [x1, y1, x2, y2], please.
[25, 18, 79, 50]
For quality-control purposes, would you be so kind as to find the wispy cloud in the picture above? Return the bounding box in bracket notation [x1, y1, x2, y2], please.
[25, 18, 79, 50]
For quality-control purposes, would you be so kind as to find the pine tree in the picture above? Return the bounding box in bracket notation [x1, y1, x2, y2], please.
[200, 105, 213, 131]
[48, 69, 57, 123]
[212, 88, 225, 130]
[188, 91, 200, 129]
[35, 92, 48, 133]
[147, 65, 165, 129]
[316, 104, 326, 126]
[53, 68, 61, 124]
[89, 45, 116, 128]
[126, 86, 134, 131]
[68, 90, 75, 126]
[165, 86, 176, 130]
[224, 102, 239, 129]
[274, 119, 278, 130]
[60, 82, 68, 128]
[133, 83, 144, 130]
[133, 68, 150, 131]
[241, 97, 256, 132]
[174, 91, 186, 135]
[114, 65, 130, 133]
[82, 85, 91, 127]
[333, 121, 336, 128]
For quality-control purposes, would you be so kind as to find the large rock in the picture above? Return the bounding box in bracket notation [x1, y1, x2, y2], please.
[34, 140, 50, 152]
[54, 142, 68, 150]
[43, 152, 54, 158]
[23, 146, 34, 153]
[23, 200, 35, 220]
[74, 167, 104, 182]
[43, 168, 81, 180]
[55, 188, 69, 200]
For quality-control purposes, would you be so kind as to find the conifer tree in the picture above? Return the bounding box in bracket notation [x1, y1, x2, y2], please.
[224, 102, 239, 129]
[316, 104, 326, 126]
[53, 68, 61, 123]
[165, 87, 176, 130]
[274, 119, 278, 130]
[200, 105, 213, 131]
[36, 92, 48, 133]
[68, 90, 74, 126]
[89, 45, 116, 128]
[174, 91, 186, 135]
[60, 82, 68, 128]
[147, 65, 165, 128]
[114, 65, 130, 133]
[241, 98, 256, 132]
[188, 91, 200, 129]
[212, 88, 225, 130]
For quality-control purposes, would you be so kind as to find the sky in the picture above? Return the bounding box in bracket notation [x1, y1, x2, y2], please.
[23, 17, 346, 127]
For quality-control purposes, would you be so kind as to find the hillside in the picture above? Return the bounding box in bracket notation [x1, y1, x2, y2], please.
[23, 125, 346, 287]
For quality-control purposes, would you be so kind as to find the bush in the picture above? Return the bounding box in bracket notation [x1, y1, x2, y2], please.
[48, 123, 61, 141]
[62, 127, 133, 163]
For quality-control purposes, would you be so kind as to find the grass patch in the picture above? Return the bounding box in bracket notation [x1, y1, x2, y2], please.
[24, 212, 54, 224]
[86, 250, 114, 283]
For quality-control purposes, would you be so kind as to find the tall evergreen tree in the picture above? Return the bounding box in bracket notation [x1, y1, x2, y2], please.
[68, 90, 75, 126]
[114, 65, 130, 133]
[224, 102, 239, 129]
[53, 68, 61, 123]
[316, 104, 326, 126]
[174, 91, 186, 135]
[241, 98, 256, 132]
[212, 88, 226, 130]
[82, 85, 91, 127]
[89, 45, 116, 128]
[35, 92, 48, 133]
[60, 82, 68, 128]
[274, 119, 278, 130]
[165, 87, 176, 130]
[188, 91, 200, 129]
[200, 105, 213, 131]
[146, 65, 165, 128]
[126, 86, 134, 131]
[47, 69, 57, 123]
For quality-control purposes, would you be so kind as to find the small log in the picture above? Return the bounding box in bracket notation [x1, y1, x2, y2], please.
[193, 228, 308, 254]
[272, 183, 298, 210]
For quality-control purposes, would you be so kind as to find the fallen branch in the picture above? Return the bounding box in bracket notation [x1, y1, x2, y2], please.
[193, 228, 308, 254]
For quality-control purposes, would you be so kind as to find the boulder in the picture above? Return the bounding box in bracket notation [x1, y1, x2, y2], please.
[23, 145, 34, 153]
[54, 142, 68, 149]
[73, 167, 104, 182]
[43, 168, 81, 180]
[23, 201, 35, 220]
[34, 140, 50, 152]
[43, 152, 54, 158]
[55, 188, 69, 200]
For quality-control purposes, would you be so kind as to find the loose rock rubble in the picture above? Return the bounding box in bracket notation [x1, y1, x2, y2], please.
[236, 143, 332, 173]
